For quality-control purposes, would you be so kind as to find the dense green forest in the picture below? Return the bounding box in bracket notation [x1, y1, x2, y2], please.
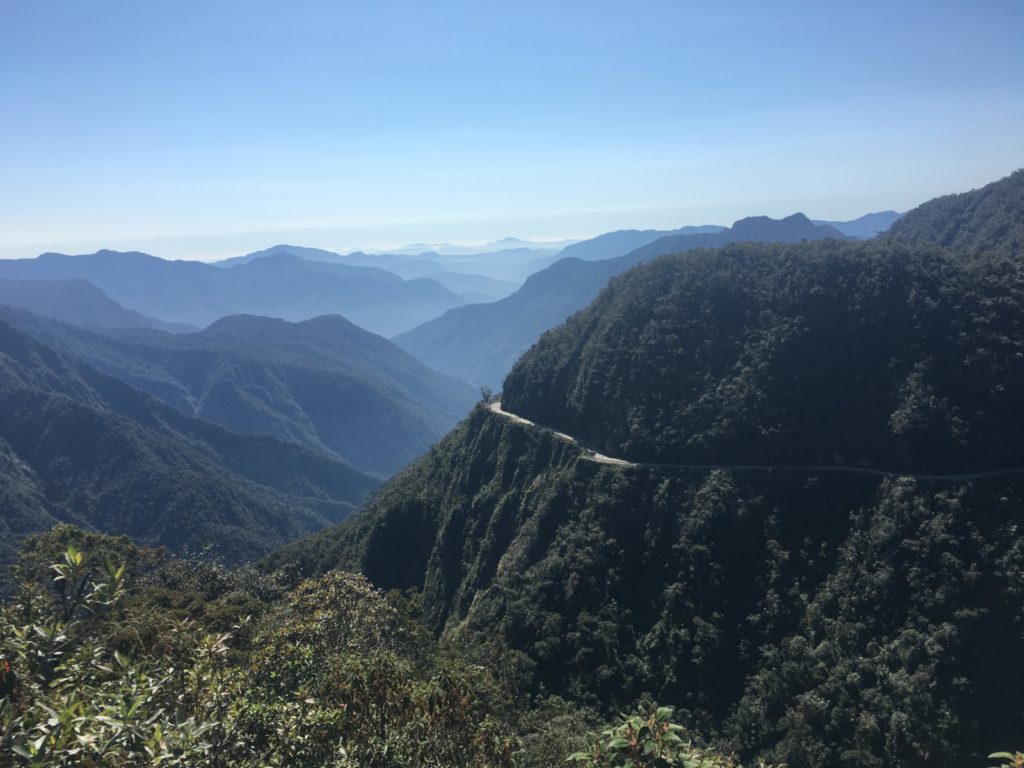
[886, 169, 1024, 254]
[502, 239, 1024, 472]
[269, 406, 1024, 766]
[271, 170, 1024, 766]
[0, 526, 760, 767]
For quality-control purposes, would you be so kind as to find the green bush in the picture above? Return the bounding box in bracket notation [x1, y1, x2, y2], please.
[567, 705, 777, 768]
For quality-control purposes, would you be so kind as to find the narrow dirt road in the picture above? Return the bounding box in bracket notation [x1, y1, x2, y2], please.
[487, 401, 1024, 481]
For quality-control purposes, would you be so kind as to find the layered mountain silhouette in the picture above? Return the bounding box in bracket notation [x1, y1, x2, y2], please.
[393, 213, 850, 389]
[214, 246, 552, 290]
[552, 224, 726, 262]
[217, 245, 521, 302]
[813, 210, 902, 238]
[389, 236, 578, 256]
[0, 308, 476, 477]
[0, 249, 465, 336]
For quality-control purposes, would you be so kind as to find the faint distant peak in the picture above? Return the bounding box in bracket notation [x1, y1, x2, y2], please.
[215, 243, 346, 268]
[38, 248, 157, 261]
[813, 211, 903, 239]
[200, 313, 292, 334]
[388, 236, 580, 257]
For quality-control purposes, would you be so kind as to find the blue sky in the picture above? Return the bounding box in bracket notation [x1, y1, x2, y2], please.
[1, 0, 1022, 260]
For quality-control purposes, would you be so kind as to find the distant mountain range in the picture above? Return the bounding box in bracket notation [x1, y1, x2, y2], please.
[423, 272, 520, 304]
[0, 211, 902, 343]
[217, 243, 558, 288]
[393, 213, 851, 389]
[388, 236, 580, 256]
[813, 210, 903, 238]
[0, 278, 196, 333]
[0, 249, 466, 336]
[552, 225, 727, 262]
[0, 308, 476, 477]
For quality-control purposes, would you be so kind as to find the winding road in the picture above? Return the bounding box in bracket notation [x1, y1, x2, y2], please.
[488, 401, 1024, 482]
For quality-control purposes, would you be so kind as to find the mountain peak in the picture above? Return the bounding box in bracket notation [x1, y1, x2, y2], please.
[728, 213, 847, 242]
[37, 249, 158, 262]
[202, 313, 293, 334]
[781, 212, 812, 223]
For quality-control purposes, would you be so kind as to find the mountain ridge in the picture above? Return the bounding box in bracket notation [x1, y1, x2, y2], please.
[813, 210, 902, 238]
[0, 249, 465, 336]
[0, 307, 476, 476]
[0, 318, 379, 582]
[886, 168, 1024, 253]
[394, 212, 851, 389]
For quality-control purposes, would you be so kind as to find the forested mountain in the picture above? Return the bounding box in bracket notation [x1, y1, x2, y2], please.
[813, 210, 902, 238]
[886, 168, 1024, 253]
[0, 308, 476, 476]
[0, 319, 378, 585]
[503, 240, 1024, 472]
[271, 209, 1024, 766]
[394, 213, 850, 389]
[0, 278, 195, 333]
[0, 249, 465, 335]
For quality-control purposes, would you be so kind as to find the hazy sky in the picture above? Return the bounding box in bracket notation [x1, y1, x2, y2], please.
[2, 0, 1022, 260]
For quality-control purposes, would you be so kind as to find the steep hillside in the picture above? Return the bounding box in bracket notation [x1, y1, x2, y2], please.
[0, 309, 476, 476]
[0, 249, 465, 335]
[503, 240, 1024, 472]
[0, 278, 195, 332]
[886, 169, 1024, 253]
[272, 231, 1024, 766]
[0, 319, 378, 575]
[0, 439, 72, 591]
[269, 405, 1024, 768]
[394, 213, 849, 389]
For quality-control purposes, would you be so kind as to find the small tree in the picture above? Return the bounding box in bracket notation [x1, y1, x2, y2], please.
[567, 704, 778, 768]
